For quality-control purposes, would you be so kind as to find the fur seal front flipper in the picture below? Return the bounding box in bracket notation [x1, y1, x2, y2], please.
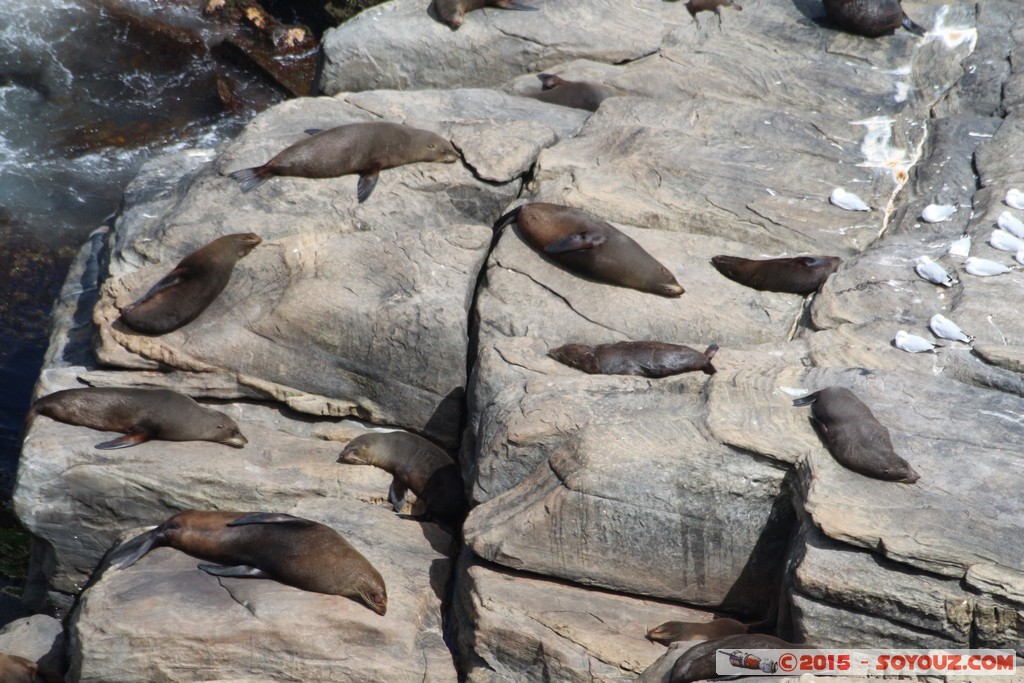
[199, 563, 273, 579]
[96, 431, 153, 450]
[357, 169, 381, 203]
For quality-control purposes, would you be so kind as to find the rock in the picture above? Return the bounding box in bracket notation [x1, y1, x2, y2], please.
[0, 614, 65, 673]
[68, 498, 456, 683]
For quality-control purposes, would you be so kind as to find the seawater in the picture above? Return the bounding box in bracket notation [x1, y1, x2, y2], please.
[0, 0, 282, 496]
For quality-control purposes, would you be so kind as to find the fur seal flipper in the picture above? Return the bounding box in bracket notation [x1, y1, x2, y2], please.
[339, 432, 467, 526]
[549, 341, 718, 378]
[228, 122, 459, 201]
[711, 254, 840, 294]
[111, 510, 388, 615]
[30, 387, 247, 449]
[433, 0, 536, 29]
[823, 0, 926, 37]
[120, 233, 261, 335]
[499, 202, 684, 297]
[793, 387, 919, 483]
[901, 13, 926, 36]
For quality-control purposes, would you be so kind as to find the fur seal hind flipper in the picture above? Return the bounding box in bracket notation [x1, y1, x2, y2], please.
[304, 128, 324, 136]
[901, 13, 926, 35]
[357, 170, 380, 203]
[198, 563, 273, 579]
[544, 232, 607, 254]
[226, 512, 311, 526]
[229, 166, 273, 193]
[110, 526, 164, 569]
[388, 478, 409, 512]
[791, 392, 819, 407]
[493, 205, 523, 233]
[95, 431, 152, 450]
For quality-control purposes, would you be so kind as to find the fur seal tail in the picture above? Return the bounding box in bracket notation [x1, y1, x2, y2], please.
[229, 166, 273, 193]
[703, 343, 720, 375]
[901, 13, 926, 36]
[109, 526, 165, 569]
[494, 205, 523, 233]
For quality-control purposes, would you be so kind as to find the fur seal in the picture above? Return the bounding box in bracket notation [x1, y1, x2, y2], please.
[119, 233, 261, 335]
[433, 0, 536, 29]
[548, 341, 718, 377]
[109, 510, 388, 615]
[0, 653, 64, 683]
[684, 0, 742, 17]
[529, 74, 611, 112]
[229, 122, 460, 202]
[792, 387, 919, 483]
[670, 634, 795, 683]
[823, 0, 926, 37]
[339, 432, 467, 526]
[646, 617, 750, 645]
[711, 255, 840, 294]
[29, 387, 247, 449]
[495, 203, 684, 297]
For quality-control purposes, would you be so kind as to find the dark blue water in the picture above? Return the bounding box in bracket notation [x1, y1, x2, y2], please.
[0, 0, 283, 497]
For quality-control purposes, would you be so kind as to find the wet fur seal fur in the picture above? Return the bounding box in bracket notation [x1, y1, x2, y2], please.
[229, 122, 460, 202]
[685, 0, 742, 17]
[530, 74, 611, 112]
[670, 634, 795, 683]
[646, 617, 750, 645]
[29, 387, 247, 449]
[823, 0, 926, 37]
[0, 653, 64, 683]
[711, 255, 841, 294]
[494, 203, 684, 297]
[792, 387, 919, 483]
[549, 341, 718, 377]
[109, 510, 388, 615]
[433, 0, 536, 29]
[339, 432, 467, 526]
[119, 233, 261, 334]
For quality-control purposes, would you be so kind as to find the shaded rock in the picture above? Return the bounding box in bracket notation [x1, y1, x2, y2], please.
[69, 498, 456, 683]
[0, 614, 65, 673]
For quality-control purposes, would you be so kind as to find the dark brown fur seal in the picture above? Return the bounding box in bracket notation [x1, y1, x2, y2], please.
[495, 203, 684, 297]
[433, 0, 536, 29]
[339, 432, 467, 526]
[792, 387, 919, 483]
[823, 0, 926, 37]
[711, 255, 841, 294]
[671, 634, 795, 683]
[549, 341, 718, 377]
[119, 233, 261, 335]
[685, 0, 742, 17]
[29, 387, 247, 450]
[229, 122, 460, 202]
[529, 74, 611, 112]
[0, 653, 64, 683]
[646, 617, 750, 645]
[109, 510, 388, 615]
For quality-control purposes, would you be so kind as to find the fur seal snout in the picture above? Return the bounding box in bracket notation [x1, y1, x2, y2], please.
[711, 255, 840, 294]
[120, 233, 261, 335]
[339, 432, 467, 526]
[823, 0, 926, 37]
[792, 386, 919, 483]
[29, 387, 247, 449]
[548, 341, 718, 378]
[229, 122, 459, 202]
[529, 74, 612, 112]
[110, 510, 388, 615]
[433, 0, 536, 29]
[495, 203, 684, 297]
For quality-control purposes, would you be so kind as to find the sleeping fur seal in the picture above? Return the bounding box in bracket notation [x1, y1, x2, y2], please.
[29, 387, 247, 449]
[339, 432, 467, 526]
[792, 386, 919, 483]
[548, 341, 718, 377]
[109, 510, 388, 615]
[823, 0, 926, 37]
[670, 634, 796, 683]
[646, 617, 750, 645]
[495, 203, 684, 297]
[119, 233, 261, 334]
[433, 0, 536, 29]
[529, 74, 612, 112]
[229, 122, 460, 202]
[711, 255, 840, 294]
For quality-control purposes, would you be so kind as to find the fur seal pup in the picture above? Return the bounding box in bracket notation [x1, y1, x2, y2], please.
[711, 255, 840, 294]
[119, 233, 261, 335]
[646, 617, 749, 645]
[339, 432, 467, 526]
[494, 203, 684, 297]
[548, 341, 718, 377]
[823, 0, 926, 37]
[0, 653, 64, 683]
[684, 0, 742, 17]
[110, 510, 388, 615]
[670, 634, 795, 683]
[792, 387, 919, 483]
[229, 122, 460, 202]
[433, 0, 536, 29]
[529, 74, 611, 112]
[29, 387, 247, 449]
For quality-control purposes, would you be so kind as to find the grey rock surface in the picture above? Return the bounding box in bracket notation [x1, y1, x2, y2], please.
[0, 615, 65, 673]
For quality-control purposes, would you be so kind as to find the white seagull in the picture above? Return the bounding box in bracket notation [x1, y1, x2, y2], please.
[830, 188, 871, 211]
[1006, 189, 1024, 210]
[921, 204, 956, 223]
[989, 229, 1024, 253]
[964, 257, 1012, 277]
[914, 256, 956, 287]
[895, 330, 939, 353]
[929, 314, 973, 343]
[997, 211, 1024, 239]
